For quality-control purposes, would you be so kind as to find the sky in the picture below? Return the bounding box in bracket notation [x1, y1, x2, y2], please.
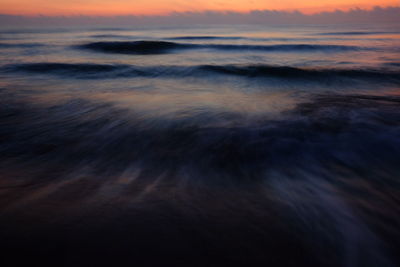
[1, 6, 399, 26]
[0, 0, 399, 16]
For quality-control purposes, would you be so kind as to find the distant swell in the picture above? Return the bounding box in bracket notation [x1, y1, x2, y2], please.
[77, 41, 363, 54]
[89, 34, 135, 39]
[384, 62, 400, 67]
[0, 43, 44, 48]
[77, 41, 191, 54]
[167, 36, 244, 40]
[202, 44, 361, 52]
[4, 63, 400, 84]
[317, 31, 400, 35]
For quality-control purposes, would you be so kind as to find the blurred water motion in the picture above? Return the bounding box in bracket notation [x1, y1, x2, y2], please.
[0, 24, 399, 267]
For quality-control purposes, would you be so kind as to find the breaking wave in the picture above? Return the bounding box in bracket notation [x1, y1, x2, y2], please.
[4, 62, 400, 84]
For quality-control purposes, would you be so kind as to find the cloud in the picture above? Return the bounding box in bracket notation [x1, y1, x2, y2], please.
[0, 6, 399, 27]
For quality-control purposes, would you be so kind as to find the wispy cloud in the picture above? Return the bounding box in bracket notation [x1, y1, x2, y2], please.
[0, 6, 399, 27]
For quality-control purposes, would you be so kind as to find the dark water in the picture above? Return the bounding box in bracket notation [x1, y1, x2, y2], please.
[0, 24, 399, 267]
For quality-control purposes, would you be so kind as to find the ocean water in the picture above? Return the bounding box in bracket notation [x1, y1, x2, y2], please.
[0, 24, 400, 267]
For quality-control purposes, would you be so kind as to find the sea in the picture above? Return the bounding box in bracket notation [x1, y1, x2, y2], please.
[0, 24, 399, 267]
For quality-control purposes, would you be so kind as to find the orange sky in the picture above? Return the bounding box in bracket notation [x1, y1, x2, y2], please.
[0, 0, 399, 16]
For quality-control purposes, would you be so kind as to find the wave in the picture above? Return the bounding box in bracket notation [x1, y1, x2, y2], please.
[2, 63, 149, 79]
[202, 44, 362, 52]
[198, 65, 400, 82]
[167, 36, 244, 40]
[89, 34, 135, 39]
[5, 62, 400, 84]
[0, 43, 44, 48]
[76, 40, 364, 54]
[0, 29, 71, 34]
[87, 34, 149, 39]
[89, 35, 244, 41]
[166, 36, 395, 42]
[6, 63, 131, 73]
[384, 62, 400, 67]
[2, 62, 187, 79]
[316, 31, 400, 35]
[77, 41, 191, 54]
[165, 36, 338, 42]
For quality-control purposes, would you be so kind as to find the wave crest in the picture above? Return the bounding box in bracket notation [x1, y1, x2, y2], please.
[76, 40, 363, 54]
[4, 62, 399, 84]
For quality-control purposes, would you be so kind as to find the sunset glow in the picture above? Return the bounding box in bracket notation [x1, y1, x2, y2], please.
[0, 0, 399, 16]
